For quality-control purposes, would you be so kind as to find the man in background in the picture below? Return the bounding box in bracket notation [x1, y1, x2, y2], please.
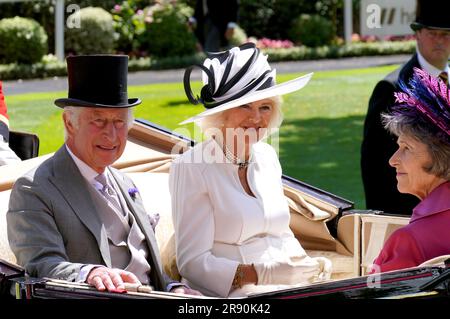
[190, 0, 239, 52]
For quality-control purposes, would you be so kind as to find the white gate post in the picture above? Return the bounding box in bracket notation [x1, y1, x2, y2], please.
[55, 0, 64, 61]
[344, 0, 353, 44]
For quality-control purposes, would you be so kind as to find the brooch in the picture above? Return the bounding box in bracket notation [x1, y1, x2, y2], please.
[128, 187, 139, 199]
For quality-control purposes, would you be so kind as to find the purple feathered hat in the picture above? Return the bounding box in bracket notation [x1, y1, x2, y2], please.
[392, 67, 450, 141]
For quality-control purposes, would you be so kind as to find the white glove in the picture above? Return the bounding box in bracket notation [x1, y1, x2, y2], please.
[313, 257, 332, 281]
[254, 256, 322, 286]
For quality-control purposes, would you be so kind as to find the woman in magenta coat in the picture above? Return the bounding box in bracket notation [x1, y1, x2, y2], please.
[371, 68, 450, 273]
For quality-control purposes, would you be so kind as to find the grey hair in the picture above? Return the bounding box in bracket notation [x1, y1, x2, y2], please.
[63, 106, 134, 141]
[382, 112, 450, 180]
[195, 96, 283, 139]
[63, 106, 82, 141]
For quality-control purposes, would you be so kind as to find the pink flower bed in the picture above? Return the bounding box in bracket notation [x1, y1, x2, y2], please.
[255, 38, 294, 49]
[352, 33, 416, 43]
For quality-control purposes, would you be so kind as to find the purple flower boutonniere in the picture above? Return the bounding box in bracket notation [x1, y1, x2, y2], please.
[128, 187, 139, 199]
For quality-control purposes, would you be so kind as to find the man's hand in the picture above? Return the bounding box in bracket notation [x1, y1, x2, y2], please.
[86, 266, 141, 292]
[170, 286, 203, 296]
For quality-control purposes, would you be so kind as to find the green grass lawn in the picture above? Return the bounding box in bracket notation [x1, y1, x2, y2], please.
[6, 65, 398, 209]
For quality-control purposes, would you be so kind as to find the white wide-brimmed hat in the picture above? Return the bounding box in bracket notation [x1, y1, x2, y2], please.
[181, 43, 313, 124]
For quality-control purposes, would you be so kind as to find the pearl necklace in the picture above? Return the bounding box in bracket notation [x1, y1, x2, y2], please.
[223, 144, 250, 169]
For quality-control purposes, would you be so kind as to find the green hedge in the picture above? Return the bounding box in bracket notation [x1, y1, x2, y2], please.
[0, 41, 415, 81]
[0, 17, 48, 64]
[138, 2, 196, 58]
[65, 7, 115, 55]
[0, 55, 66, 80]
[263, 41, 415, 62]
[289, 14, 335, 47]
[127, 53, 204, 72]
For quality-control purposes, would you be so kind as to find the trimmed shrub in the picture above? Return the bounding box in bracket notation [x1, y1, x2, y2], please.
[0, 17, 48, 64]
[0, 54, 66, 80]
[65, 7, 115, 55]
[269, 0, 316, 40]
[263, 41, 415, 62]
[239, 0, 317, 40]
[290, 14, 335, 47]
[150, 52, 204, 70]
[111, 1, 146, 54]
[138, 2, 196, 58]
[238, 0, 276, 39]
[0, 1, 122, 53]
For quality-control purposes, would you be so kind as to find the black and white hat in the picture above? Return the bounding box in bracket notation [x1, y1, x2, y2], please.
[182, 43, 312, 124]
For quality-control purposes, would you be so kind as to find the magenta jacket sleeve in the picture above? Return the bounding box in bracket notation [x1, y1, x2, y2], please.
[372, 228, 424, 273]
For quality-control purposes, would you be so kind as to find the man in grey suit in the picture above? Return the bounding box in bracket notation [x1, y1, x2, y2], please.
[7, 55, 199, 295]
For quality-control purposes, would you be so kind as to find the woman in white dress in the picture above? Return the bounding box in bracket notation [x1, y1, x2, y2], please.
[169, 43, 332, 297]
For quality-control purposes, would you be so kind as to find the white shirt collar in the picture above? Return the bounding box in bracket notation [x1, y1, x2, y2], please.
[65, 144, 109, 189]
[417, 48, 449, 77]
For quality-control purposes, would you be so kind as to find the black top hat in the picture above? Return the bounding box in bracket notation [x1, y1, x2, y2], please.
[410, 0, 450, 31]
[55, 55, 141, 108]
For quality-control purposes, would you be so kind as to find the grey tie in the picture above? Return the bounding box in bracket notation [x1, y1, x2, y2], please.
[95, 173, 123, 214]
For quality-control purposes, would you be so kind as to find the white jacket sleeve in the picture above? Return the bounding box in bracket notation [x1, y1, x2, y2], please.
[0, 136, 21, 166]
[169, 160, 239, 297]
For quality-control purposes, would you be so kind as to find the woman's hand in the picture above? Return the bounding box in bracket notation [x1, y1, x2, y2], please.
[254, 257, 324, 285]
[313, 257, 333, 281]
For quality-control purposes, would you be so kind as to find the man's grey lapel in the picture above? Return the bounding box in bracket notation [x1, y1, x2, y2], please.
[109, 168, 166, 291]
[49, 146, 112, 267]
